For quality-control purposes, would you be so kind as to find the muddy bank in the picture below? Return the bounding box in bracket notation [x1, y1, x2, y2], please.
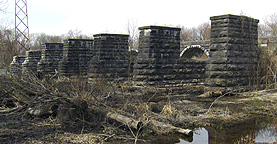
[1, 75, 277, 143]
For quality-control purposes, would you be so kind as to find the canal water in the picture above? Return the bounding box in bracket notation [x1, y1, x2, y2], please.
[176, 117, 276, 144]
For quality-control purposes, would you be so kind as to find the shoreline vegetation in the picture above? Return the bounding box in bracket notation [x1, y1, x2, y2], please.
[0, 74, 276, 143]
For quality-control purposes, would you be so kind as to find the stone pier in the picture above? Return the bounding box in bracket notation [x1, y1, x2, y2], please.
[89, 34, 129, 82]
[59, 39, 93, 76]
[8, 14, 261, 93]
[132, 26, 181, 86]
[205, 14, 259, 91]
[22, 50, 42, 74]
[38, 43, 64, 75]
[10, 55, 26, 77]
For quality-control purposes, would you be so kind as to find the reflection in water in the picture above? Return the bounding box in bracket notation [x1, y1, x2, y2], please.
[176, 118, 277, 144]
[177, 128, 208, 144]
[256, 123, 277, 143]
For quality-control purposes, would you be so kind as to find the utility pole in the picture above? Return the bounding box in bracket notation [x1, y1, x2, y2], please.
[14, 0, 30, 56]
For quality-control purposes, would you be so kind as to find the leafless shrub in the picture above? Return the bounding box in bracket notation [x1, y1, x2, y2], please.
[257, 45, 277, 89]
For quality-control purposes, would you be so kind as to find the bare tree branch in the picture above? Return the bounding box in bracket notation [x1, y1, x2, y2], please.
[178, 22, 211, 41]
[265, 13, 277, 37]
[0, 0, 7, 13]
[260, 13, 277, 37]
[125, 19, 139, 50]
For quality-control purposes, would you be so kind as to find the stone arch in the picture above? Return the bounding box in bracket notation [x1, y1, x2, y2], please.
[180, 45, 209, 61]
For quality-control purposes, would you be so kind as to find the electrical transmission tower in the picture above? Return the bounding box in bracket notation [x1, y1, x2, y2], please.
[15, 0, 30, 55]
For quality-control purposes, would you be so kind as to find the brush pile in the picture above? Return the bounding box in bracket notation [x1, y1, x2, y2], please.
[0, 71, 106, 126]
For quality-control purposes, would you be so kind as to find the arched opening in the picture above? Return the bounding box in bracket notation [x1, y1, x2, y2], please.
[180, 45, 209, 61]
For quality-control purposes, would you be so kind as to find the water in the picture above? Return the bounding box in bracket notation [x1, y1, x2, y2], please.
[178, 128, 208, 144]
[256, 123, 277, 143]
[176, 118, 277, 144]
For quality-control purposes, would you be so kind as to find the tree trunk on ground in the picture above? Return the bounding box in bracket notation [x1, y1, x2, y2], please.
[150, 120, 193, 136]
[106, 112, 193, 137]
[107, 112, 142, 130]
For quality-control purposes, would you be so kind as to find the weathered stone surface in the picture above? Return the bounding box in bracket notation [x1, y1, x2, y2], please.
[205, 64, 255, 71]
[133, 26, 181, 86]
[205, 14, 259, 91]
[205, 77, 249, 87]
[210, 50, 257, 58]
[176, 59, 206, 84]
[8, 14, 261, 92]
[10, 56, 26, 78]
[22, 50, 42, 74]
[59, 39, 93, 76]
[88, 34, 129, 82]
[38, 43, 64, 75]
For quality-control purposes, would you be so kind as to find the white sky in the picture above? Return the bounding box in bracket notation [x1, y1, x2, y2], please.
[2, 0, 277, 35]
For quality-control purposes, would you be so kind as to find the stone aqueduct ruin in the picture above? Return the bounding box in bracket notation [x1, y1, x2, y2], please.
[10, 14, 259, 92]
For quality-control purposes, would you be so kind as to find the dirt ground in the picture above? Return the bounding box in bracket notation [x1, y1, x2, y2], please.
[1, 76, 277, 143]
[1, 89, 277, 143]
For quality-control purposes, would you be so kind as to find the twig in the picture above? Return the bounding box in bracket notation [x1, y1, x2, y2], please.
[76, 118, 97, 126]
[205, 90, 239, 114]
[0, 105, 23, 113]
[81, 110, 85, 134]
[102, 134, 116, 142]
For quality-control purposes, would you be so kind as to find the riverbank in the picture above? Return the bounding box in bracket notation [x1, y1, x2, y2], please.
[0, 76, 276, 143]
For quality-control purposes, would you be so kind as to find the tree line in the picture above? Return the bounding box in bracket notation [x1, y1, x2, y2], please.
[1, 1, 276, 69]
[0, 27, 93, 68]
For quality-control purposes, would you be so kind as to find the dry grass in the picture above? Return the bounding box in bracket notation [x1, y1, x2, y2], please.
[257, 45, 277, 89]
[160, 104, 179, 118]
[2, 47, 277, 143]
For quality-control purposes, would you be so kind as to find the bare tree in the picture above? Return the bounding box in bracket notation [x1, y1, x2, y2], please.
[0, 0, 9, 27]
[125, 19, 139, 50]
[125, 19, 139, 80]
[197, 22, 211, 40]
[0, 0, 11, 27]
[0, 0, 7, 13]
[30, 33, 63, 50]
[179, 22, 211, 42]
[264, 13, 277, 37]
[62, 29, 91, 39]
[179, 26, 196, 41]
[0, 28, 16, 67]
[0, 1, 15, 68]
[29, 30, 93, 50]
[259, 24, 270, 37]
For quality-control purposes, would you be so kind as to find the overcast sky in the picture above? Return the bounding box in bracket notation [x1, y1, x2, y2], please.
[2, 0, 277, 35]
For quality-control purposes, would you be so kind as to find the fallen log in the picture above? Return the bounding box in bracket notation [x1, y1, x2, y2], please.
[0, 105, 24, 113]
[106, 112, 193, 137]
[107, 112, 142, 130]
[28, 104, 59, 117]
[150, 120, 193, 137]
